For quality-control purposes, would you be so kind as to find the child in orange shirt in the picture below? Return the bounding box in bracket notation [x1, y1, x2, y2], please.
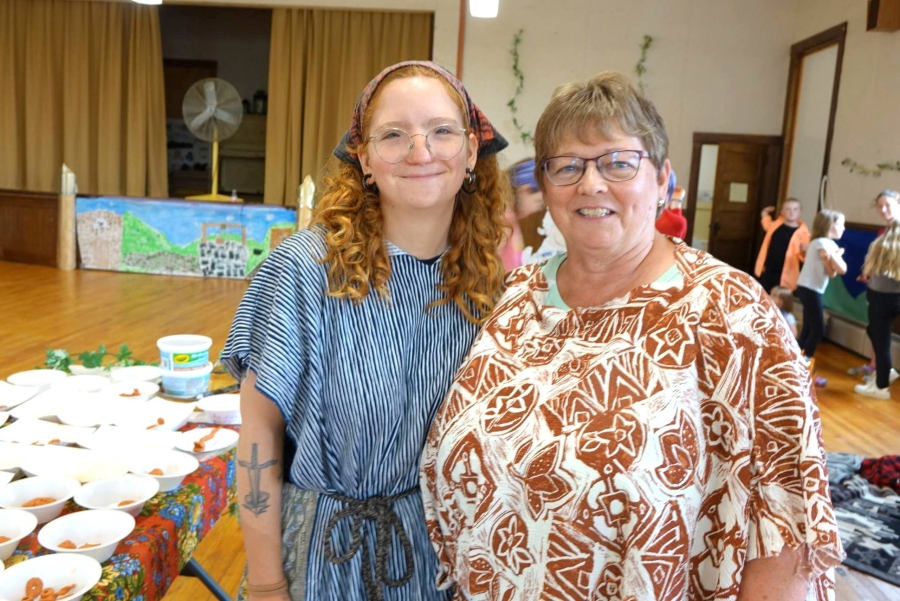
[755, 198, 810, 291]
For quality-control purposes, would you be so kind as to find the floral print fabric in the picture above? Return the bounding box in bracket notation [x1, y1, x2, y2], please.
[421, 243, 844, 601]
[6, 429, 237, 600]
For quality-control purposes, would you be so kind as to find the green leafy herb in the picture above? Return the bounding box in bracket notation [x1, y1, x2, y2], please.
[43, 344, 155, 374]
[78, 347, 106, 369]
[44, 348, 74, 373]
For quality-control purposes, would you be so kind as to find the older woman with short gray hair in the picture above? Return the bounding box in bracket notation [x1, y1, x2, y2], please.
[421, 72, 843, 601]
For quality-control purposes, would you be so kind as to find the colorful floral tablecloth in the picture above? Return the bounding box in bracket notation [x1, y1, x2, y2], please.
[2, 426, 238, 601]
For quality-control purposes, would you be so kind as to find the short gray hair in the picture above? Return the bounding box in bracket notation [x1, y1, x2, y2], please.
[533, 72, 667, 191]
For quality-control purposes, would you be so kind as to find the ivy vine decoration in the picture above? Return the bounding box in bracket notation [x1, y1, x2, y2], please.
[635, 35, 654, 93]
[43, 344, 154, 373]
[841, 158, 900, 177]
[507, 28, 533, 146]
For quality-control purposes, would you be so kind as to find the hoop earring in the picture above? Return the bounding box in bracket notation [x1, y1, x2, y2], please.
[462, 168, 477, 195]
[658, 197, 666, 207]
[363, 173, 379, 195]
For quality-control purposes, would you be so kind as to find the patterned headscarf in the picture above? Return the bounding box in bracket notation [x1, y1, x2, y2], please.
[333, 60, 507, 166]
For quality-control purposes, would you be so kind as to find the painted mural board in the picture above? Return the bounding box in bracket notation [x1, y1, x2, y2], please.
[75, 197, 296, 279]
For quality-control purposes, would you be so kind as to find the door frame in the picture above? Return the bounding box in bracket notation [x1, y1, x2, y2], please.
[777, 23, 847, 206]
[684, 132, 782, 250]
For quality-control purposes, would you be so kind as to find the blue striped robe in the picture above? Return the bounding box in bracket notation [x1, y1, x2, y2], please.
[221, 229, 476, 600]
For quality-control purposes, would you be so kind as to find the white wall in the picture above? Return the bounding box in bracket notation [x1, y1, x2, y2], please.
[461, 0, 798, 174]
[793, 0, 900, 225]
[160, 5, 272, 103]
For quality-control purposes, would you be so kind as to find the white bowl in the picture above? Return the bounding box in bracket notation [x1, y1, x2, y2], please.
[20, 451, 128, 485]
[0, 381, 39, 411]
[56, 398, 118, 428]
[0, 552, 102, 601]
[8, 389, 73, 421]
[128, 450, 199, 493]
[101, 380, 159, 403]
[68, 365, 107, 377]
[0, 508, 39, 561]
[112, 398, 196, 432]
[0, 475, 81, 524]
[51, 375, 110, 394]
[38, 509, 135, 564]
[109, 365, 162, 384]
[75, 425, 182, 454]
[6, 370, 68, 394]
[176, 427, 239, 462]
[74, 475, 160, 517]
[0, 417, 96, 447]
[197, 394, 241, 425]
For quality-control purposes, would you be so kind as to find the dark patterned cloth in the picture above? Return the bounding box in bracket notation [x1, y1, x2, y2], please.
[830, 474, 868, 503]
[333, 60, 507, 166]
[860, 454, 900, 492]
[834, 475, 900, 587]
[825, 451, 864, 485]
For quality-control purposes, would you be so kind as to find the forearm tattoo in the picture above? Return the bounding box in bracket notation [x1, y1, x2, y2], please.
[239, 443, 279, 516]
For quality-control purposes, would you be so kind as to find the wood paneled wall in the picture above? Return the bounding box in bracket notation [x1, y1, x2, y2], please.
[0, 189, 59, 267]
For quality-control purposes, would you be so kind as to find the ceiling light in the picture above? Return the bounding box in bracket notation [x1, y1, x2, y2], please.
[132, 0, 162, 5]
[470, 0, 499, 19]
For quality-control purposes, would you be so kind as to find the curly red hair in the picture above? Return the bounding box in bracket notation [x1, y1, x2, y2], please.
[310, 66, 511, 324]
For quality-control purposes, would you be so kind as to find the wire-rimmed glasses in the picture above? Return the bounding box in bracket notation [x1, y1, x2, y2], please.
[367, 124, 468, 164]
[542, 150, 650, 186]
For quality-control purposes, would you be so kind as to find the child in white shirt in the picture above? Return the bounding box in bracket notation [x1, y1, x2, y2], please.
[795, 210, 847, 360]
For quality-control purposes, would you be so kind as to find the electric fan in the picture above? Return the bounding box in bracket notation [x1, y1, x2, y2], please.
[182, 78, 243, 202]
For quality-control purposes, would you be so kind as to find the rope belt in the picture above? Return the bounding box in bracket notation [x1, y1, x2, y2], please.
[322, 487, 418, 601]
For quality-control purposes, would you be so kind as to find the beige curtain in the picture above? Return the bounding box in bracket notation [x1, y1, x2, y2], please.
[265, 9, 433, 206]
[0, 0, 167, 197]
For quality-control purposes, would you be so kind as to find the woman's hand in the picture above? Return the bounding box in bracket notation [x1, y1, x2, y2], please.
[737, 546, 809, 601]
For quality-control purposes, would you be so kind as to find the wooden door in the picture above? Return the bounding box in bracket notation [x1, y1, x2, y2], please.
[707, 142, 767, 273]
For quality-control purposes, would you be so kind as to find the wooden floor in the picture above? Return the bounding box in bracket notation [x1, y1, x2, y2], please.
[0, 261, 249, 600]
[2, 260, 899, 600]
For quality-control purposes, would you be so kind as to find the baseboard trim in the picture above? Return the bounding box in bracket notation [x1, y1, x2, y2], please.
[824, 309, 900, 364]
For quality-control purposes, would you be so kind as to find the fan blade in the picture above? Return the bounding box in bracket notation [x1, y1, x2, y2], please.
[203, 80, 218, 111]
[190, 110, 213, 132]
[214, 108, 240, 126]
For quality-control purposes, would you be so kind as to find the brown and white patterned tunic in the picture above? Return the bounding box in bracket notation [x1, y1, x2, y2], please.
[420, 243, 844, 601]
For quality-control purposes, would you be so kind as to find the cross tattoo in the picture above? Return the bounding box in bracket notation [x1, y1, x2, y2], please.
[239, 443, 278, 516]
